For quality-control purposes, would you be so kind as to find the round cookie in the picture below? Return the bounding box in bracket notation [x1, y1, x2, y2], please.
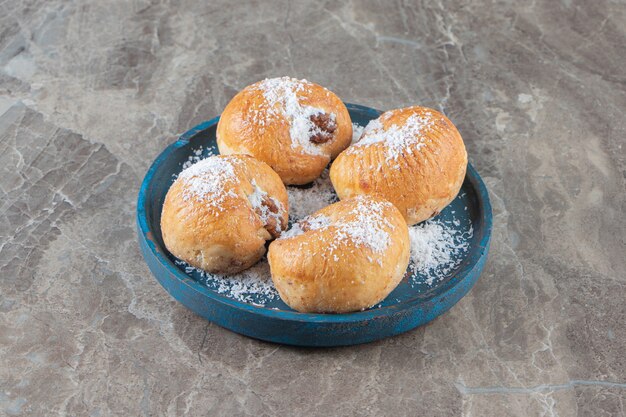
[330, 106, 467, 225]
[268, 195, 409, 313]
[217, 77, 352, 185]
[161, 154, 288, 274]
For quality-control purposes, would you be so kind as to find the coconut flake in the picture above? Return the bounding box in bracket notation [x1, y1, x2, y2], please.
[280, 196, 393, 257]
[177, 157, 238, 209]
[181, 146, 216, 169]
[408, 219, 473, 286]
[351, 122, 365, 144]
[286, 168, 337, 222]
[176, 259, 278, 306]
[257, 77, 335, 156]
[280, 214, 332, 239]
[349, 111, 437, 164]
[337, 197, 393, 253]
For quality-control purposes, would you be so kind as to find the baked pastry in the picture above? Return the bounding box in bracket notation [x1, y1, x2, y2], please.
[330, 106, 467, 225]
[267, 195, 409, 313]
[216, 77, 352, 185]
[161, 154, 288, 274]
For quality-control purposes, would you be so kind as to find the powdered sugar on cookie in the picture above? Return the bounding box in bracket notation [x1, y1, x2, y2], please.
[339, 197, 393, 254]
[280, 196, 393, 257]
[177, 157, 237, 209]
[349, 111, 437, 164]
[257, 77, 336, 156]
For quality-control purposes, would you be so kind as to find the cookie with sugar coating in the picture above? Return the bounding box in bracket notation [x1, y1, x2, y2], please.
[217, 77, 352, 185]
[267, 195, 409, 313]
[330, 106, 467, 225]
[161, 154, 288, 274]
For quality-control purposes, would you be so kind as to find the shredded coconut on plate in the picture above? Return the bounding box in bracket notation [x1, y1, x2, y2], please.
[286, 168, 337, 222]
[351, 122, 365, 144]
[176, 259, 279, 305]
[182, 146, 216, 169]
[408, 219, 473, 286]
[256, 77, 335, 156]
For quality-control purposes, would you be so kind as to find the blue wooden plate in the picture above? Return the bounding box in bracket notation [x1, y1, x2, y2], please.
[136, 103, 492, 347]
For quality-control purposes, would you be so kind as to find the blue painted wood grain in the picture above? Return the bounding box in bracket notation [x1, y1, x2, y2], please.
[136, 103, 493, 347]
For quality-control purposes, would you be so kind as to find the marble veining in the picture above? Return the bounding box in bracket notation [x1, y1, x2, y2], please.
[0, 0, 625, 416]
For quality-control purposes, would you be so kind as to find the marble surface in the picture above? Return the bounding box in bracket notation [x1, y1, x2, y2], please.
[1, 0, 625, 415]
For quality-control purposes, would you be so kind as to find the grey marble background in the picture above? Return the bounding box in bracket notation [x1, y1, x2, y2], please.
[1, 0, 625, 416]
